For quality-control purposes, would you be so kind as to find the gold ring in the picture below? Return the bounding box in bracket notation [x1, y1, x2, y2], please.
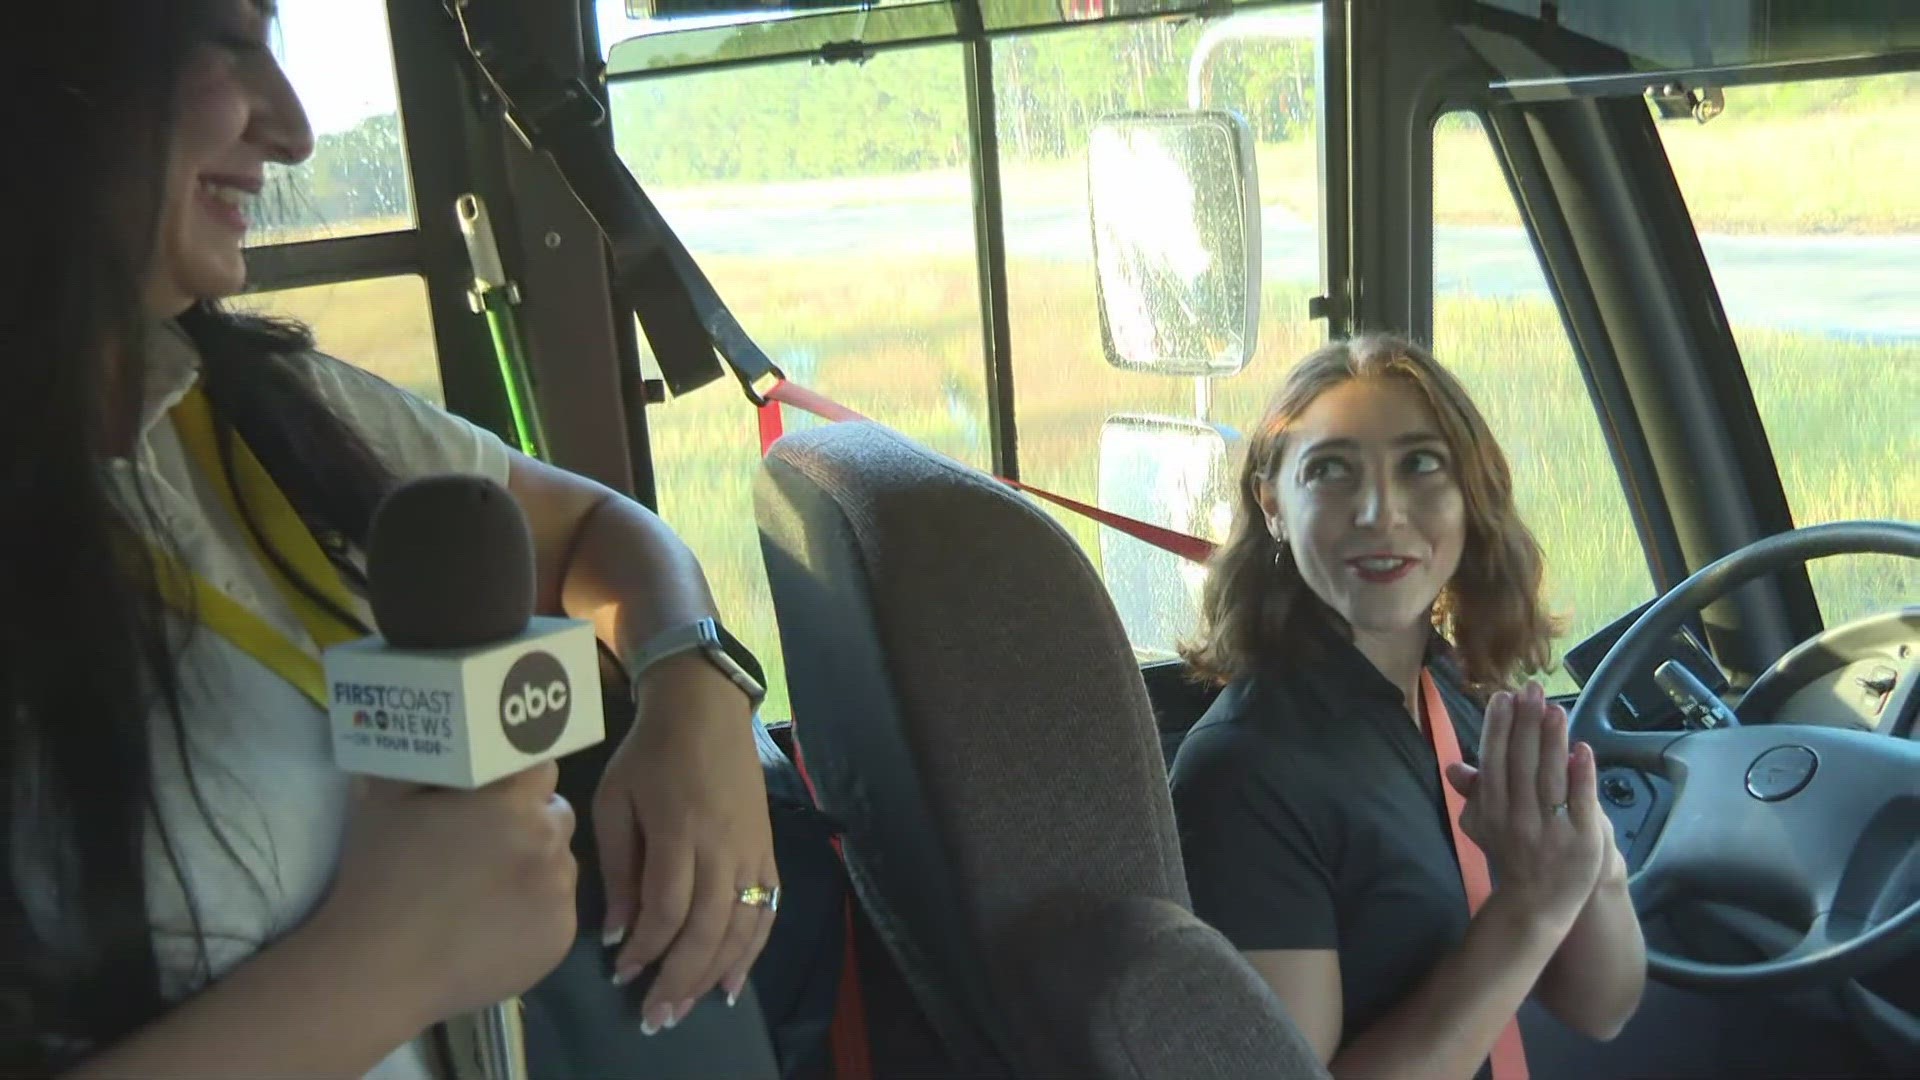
[738, 884, 781, 912]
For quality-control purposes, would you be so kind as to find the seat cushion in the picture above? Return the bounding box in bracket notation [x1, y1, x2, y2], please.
[1000, 894, 1332, 1080]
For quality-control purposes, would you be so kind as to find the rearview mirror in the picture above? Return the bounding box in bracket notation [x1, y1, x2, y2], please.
[1089, 110, 1261, 378]
[1097, 414, 1240, 661]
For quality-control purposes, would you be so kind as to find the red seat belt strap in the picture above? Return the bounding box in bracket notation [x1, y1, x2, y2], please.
[757, 379, 1217, 565]
[787, 734, 874, 1080]
[1422, 670, 1531, 1080]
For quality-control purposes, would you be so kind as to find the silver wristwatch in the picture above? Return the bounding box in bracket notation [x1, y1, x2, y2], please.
[624, 617, 766, 708]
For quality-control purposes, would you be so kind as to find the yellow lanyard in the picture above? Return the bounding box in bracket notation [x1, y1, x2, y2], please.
[143, 386, 367, 709]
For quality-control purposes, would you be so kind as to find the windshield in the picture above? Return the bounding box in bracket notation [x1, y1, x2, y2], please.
[1655, 71, 1920, 625]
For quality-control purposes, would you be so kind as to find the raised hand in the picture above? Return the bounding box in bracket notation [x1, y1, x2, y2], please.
[1442, 681, 1612, 933]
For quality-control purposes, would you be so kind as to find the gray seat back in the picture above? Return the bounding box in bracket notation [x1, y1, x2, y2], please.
[755, 422, 1327, 1078]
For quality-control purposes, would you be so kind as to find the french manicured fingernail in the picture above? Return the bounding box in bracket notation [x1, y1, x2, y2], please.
[640, 1002, 674, 1035]
[611, 964, 639, 987]
[602, 926, 627, 948]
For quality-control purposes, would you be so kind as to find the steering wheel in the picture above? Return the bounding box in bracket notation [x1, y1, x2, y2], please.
[1570, 520, 1920, 991]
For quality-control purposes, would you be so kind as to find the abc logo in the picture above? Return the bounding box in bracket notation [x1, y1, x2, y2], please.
[500, 651, 572, 755]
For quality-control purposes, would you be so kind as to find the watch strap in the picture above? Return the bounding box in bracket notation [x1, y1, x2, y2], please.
[624, 618, 766, 707]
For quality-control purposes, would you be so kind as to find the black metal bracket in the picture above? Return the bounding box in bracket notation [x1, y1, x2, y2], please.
[1491, 49, 1920, 105]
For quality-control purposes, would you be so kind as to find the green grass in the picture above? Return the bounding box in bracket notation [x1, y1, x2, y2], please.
[243, 258, 1918, 719]
[623, 76, 1920, 239]
[240, 82, 1920, 716]
[616, 256, 1916, 714]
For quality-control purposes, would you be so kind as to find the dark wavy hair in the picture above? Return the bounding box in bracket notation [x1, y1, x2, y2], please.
[1, 2, 391, 1072]
[1181, 333, 1562, 694]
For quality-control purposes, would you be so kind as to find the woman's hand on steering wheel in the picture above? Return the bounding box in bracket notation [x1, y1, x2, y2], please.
[1444, 681, 1617, 933]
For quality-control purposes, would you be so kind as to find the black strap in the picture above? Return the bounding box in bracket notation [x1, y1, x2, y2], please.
[440, 2, 785, 405]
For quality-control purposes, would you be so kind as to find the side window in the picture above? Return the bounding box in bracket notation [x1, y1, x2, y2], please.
[610, 48, 994, 718]
[1655, 75, 1920, 628]
[996, 9, 1327, 658]
[1433, 112, 1655, 691]
[240, 3, 436, 400]
[245, 0, 414, 244]
[232, 277, 443, 404]
[250, 0, 414, 244]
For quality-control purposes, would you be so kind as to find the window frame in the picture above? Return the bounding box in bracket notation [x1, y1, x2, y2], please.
[1441, 11, 1859, 678]
[1427, 105, 1672, 660]
[245, 230, 422, 293]
[258, 0, 1873, 685]
[1433, 103, 1684, 607]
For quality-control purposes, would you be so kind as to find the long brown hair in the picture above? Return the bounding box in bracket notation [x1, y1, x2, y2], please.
[1181, 333, 1561, 693]
[3, 2, 393, 1072]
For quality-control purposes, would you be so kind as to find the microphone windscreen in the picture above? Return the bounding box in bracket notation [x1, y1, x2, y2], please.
[365, 474, 535, 649]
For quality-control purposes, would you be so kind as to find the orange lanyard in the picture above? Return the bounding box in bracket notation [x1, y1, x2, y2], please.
[1422, 669, 1530, 1080]
[141, 386, 365, 709]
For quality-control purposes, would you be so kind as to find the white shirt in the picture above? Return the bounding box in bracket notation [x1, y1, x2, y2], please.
[109, 320, 511, 1078]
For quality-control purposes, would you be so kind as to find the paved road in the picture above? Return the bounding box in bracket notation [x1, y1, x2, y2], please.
[658, 196, 1920, 343]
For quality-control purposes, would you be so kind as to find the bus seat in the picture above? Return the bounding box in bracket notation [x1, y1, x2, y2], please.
[754, 421, 1327, 1079]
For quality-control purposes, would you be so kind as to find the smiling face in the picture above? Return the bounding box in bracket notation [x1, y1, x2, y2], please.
[147, 1, 313, 316]
[1257, 376, 1468, 648]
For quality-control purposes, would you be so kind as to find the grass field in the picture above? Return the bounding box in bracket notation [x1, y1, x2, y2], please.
[242, 90, 1920, 717]
[248, 251, 1919, 716]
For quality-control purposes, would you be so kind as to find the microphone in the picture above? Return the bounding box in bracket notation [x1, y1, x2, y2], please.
[322, 474, 606, 1080]
[323, 473, 605, 788]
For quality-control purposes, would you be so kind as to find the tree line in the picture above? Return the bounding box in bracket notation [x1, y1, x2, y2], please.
[276, 19, 1914, 232]
[610, 15, 1316, 185]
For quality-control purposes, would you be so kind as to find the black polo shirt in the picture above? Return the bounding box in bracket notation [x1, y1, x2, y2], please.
[1168, 622, 1491, 1076]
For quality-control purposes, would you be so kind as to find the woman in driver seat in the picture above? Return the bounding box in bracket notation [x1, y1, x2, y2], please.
[1169, 334, 1646, 1079]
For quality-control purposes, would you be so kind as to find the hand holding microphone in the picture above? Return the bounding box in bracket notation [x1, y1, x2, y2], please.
[317, 474, 607, 1076]
[312, 762, 578, 1026]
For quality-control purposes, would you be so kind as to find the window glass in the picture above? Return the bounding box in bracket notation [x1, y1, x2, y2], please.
[252, 0, 415, 245]
[610, 47, 991, 717]
[996, 6, 1327, 658]
[1433, 112, 1655, 693]
[232, 276, 443, 405]
[1657, 74, 1920, 628]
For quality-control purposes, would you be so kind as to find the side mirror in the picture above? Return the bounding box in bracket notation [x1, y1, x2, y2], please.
[1096, 415, 1240, 661]
[1088, 110, 1261, 378]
